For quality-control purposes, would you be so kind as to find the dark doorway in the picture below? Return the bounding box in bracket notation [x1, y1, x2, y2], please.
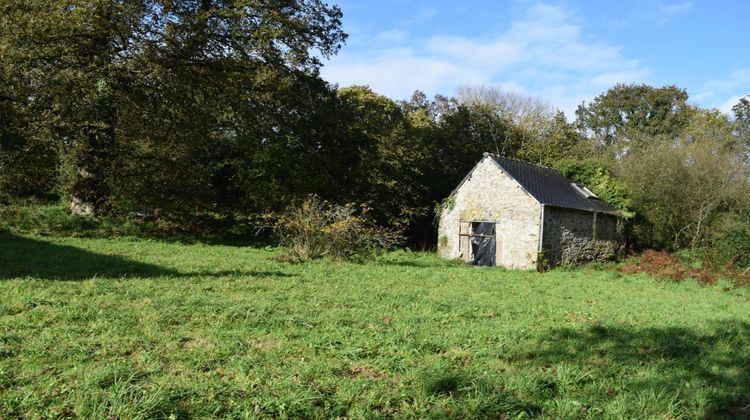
[470, 222, 496, 266]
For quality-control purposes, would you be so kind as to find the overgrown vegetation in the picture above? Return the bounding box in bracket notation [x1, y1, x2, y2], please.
[270, 195, 402, 262]
[1, 2, 750, 263]
[2, 234, 750, 418]
[2, 2, 749, 417]
[554, 158, 633, 218]
[620, 249, 750, 288]
[0, 204, 144, 238]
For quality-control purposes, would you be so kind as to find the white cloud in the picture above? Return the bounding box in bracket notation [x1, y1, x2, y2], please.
[425, 36, 525, 69]
[415, 6, 438, 20]
[590, 70, 652, 88]
[694, 68, 750, 115]
[322, 2, 651, 117]
[629, 1, 693, 26]
[324, 48, 487, 100]
[375, 29, 408, 44]
[659, 1, 693, 15]
[654, 1, 694, 25]
[718, 95, 744, 115]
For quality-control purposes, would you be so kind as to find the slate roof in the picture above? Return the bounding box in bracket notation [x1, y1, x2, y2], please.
[489, 154, 621, 215]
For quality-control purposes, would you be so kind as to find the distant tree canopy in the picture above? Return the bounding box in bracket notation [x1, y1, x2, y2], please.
[733, 95, 750, 143]
[2, 1, 750, 262]
[575, 84, 691, 153]
[616, 108, 749, 250]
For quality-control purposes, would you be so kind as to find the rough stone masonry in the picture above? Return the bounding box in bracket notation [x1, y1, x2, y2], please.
[438, 154, 622, 269]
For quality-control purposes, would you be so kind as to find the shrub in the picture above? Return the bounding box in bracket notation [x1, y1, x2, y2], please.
[554, 158, 633, 218]
[616, 132, 749, 250]
[708, 214, 750, 269]
[270, 195, 403, 262]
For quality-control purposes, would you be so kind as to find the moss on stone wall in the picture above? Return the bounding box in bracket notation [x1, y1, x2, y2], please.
[542, 207, 622, 265]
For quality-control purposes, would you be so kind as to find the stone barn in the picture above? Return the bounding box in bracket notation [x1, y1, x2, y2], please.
[437, 153, 622, 269]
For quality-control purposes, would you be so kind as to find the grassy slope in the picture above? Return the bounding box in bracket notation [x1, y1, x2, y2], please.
[1, 233, 750, 418]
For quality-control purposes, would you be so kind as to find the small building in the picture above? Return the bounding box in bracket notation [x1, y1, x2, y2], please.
[437, 153, 622, 269]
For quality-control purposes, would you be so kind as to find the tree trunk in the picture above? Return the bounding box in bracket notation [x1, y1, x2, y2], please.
[66, 120, 116, 216]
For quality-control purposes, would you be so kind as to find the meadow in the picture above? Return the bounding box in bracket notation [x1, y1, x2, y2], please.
[1, 232, 750, 418]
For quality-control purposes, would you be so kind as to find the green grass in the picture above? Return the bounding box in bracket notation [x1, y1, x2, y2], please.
[2, 233, 750, 418]
[0, 205, 144, 238]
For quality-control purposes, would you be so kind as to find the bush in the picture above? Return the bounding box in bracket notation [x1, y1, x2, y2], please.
[270, 195, 403, 262]
[708, 214, 750, 269]
[554, 158, 633, 217]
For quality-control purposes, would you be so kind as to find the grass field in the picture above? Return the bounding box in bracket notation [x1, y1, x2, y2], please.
[2, 232, 750, 418]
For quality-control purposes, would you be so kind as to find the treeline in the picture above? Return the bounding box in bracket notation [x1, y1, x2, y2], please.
[1, 1, 750, 263]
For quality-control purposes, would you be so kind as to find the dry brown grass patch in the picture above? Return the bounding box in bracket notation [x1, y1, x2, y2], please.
[620, 250, 717, 285]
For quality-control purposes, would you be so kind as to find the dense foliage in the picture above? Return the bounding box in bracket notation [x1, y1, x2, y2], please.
[0, 0, 347, 227]
[270, 195, 403, 262]
[554, 159, 633, 218]
[2, 1, 750, 265]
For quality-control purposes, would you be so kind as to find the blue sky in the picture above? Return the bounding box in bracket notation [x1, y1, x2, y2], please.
[320, 0, 749, 116]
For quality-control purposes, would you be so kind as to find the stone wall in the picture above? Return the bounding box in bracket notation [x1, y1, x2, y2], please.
[437, 157, 542, 269]
[541, 207, 621, 266]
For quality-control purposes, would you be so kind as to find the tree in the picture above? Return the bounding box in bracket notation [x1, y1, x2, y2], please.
[0, 0, 347, 226]
[331, 86, 429, 229]
[576, 84, 691, 155]
[457, 85, 554, 137]
[555, 158, 632, 217]
[0, 80, 58, 202]
[0, 1, 137, 213]
[616, 110, 748, 250]
[516, 111, 582, 166]
[456, 85, 583, 166]
[732, 95, 750, 145]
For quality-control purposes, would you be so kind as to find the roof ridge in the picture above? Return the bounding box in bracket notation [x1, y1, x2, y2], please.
[483, 152, 620, 215]
[485, 152, 557, 172]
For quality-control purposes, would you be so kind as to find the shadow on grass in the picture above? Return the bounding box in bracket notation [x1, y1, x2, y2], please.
[152, 233, 276, 248]
[375, 260, 439, 268]
[374, 254, 466, 269]
[525, 321, 750, 418]
[0, 233, 295, 281]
